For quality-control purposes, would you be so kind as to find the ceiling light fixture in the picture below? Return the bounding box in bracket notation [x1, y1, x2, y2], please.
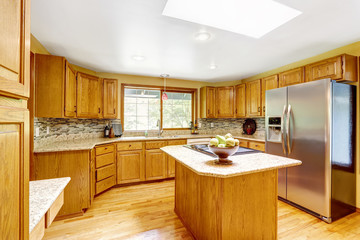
[194, 31, 211, 41]
[160, 74, 170, 100]
[132, 55, 146, 61]
[209, 64, 218, 70]
[163, 0, 302, 38]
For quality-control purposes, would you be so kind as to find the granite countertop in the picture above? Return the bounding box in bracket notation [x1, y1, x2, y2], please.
[34, 134, 265, 153]
[161, 145, 301, 178]
[29, 177, 71, 232]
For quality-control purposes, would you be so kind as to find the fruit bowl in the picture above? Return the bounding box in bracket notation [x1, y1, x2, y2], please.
[209, 145, 239, 165]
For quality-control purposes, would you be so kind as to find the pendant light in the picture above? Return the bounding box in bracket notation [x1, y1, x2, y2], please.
[160, 74, 169, 101]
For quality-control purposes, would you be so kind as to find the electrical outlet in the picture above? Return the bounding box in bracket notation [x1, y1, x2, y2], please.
[210, 123, 214, 128]
[46, 126, 50, 134]
[35, 127, 40, 137]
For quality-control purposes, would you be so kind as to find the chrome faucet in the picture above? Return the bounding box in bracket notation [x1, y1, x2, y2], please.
[157, 119, 163, 137]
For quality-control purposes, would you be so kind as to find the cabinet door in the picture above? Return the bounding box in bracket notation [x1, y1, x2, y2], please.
[117, 150, 144, 184]
[76, 73, 100, 118]
[279, 67, 304, 87]
[167, 156, 176, 177]
[145, 149, 166, 180]
[0, 106, 29, 240]
[0, 0, 30, 99]
[103, 79, 118, 119]
[235, 84, 246, 118]
[216, 86, 234, 118]
[261, 75, 278, 116]
[305, 56, 342, 82]
[206, 87, 216, 118]
[64, 62, 77, 117]
[246, 80, 262, 116]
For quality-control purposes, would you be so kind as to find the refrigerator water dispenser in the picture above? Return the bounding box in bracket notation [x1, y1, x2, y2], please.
[267, 117, 282, 142]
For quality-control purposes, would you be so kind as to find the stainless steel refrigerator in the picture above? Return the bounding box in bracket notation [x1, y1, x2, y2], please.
[265, 78, 356, 223]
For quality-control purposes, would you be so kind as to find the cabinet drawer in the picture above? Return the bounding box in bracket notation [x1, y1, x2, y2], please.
[117, 142, 143, 151]
[96, 164, 116, 182]
[95, 152, 115, 168]
[96, 175, 116, 195]
[96, 144, 115, 156]
[238, 140, 248, 148]
[146, 141, 167, 149]
[248, 142, 265, 152]
[45, 191, 64, 228]
[167, 139, 187, 146]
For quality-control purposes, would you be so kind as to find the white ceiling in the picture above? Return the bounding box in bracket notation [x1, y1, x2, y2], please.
[31, 0, 360, 82]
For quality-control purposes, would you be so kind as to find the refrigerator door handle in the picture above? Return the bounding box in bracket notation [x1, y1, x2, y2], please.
[287, 104, 292, 154]
[281, 105, 287, 154]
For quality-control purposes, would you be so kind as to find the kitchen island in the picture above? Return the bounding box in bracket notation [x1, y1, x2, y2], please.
[161, 145, 301, 240]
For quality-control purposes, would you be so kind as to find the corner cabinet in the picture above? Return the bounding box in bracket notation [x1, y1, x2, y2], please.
[200, 87, 216, 118]
[76, 72, 101, 118]
[103, 78, 118, 119]
[246, 80, 262, 117]
[235, 84, 246, 118]
[216, 86, 235, 118]
[0, 0, 30, 99]
[279, 67, 304, 87]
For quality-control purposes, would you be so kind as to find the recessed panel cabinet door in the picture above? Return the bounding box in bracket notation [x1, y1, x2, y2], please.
[262, 75, 278, 115]
[0, 0, 30, 99]
[235, 84, 246, 118]
[0, 107, 29, 240]
[279, 67, 304, 87]
[103, 79, 118, 119]
[145, 149, 166, 180]
[64, 62, 77, 117]
[117, 150, 144, 184]
[246, 79, 262, 116]
[216, 86, 234, 118]
[76, 73, 100, 118]
[206, 87, 216, 118]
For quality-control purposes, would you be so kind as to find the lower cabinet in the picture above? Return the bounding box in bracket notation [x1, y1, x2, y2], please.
[95, 144, 116, 195]
[145, 149, 167, 180]
[236, 139, 265, 152]
[117, 150, 145, 184]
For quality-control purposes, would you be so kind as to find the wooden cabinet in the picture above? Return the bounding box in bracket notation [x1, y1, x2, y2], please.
[235, 84, 246, 118]
[0, 0, 30, 99]
[216, 86, 235, 118]
[305, 54, 357, 82]
[0, 106, 29, 240]
[76, 72, 101, 118]
[34, 150, 91, 218]
[145, 149, 167, 180]
[103, 78, 118, 119]
[94, 144, 116, 194]
[200, 87, 216, 118]
[248, 141, 265, 152]
[246, 80, 262, 117]
[35, 54, 77, 118]
[262, 75, 278, 116]
[279, 67, 304, 87]
[117, 150, 145, 184]
[167, 140, 187, 177]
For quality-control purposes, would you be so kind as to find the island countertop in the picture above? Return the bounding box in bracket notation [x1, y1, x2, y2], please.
[161, 145, 301, 178]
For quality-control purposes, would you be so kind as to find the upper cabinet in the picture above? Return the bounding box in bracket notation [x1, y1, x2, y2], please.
[235, 84, 246, 118]
[35, 54, 119, 119]
[246, 80, 262, 117]
[216, 86, 235, 118]
[103, 79, 118, 119]
[0, 0, 30, 99]
[305, 54, 357, 82]
[261, 75, 278, 116]
[279, 67, 304, 87]
[200, 87, 216, 118]
[76, 72, 101, 119]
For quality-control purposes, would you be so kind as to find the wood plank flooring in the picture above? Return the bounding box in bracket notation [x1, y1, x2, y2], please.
[43, 180, 360, 240]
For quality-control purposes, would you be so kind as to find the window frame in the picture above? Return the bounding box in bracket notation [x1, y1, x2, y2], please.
[121, 83, 198, 131]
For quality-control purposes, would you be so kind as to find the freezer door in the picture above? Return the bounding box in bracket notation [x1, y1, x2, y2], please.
[265, 87, 287, 198]
[286, 79, 331, 218]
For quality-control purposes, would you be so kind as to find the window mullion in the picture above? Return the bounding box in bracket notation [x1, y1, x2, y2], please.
[160, 90, 163, 129]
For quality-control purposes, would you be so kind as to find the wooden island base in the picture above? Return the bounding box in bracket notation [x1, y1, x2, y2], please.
[175, 162, 278, 240]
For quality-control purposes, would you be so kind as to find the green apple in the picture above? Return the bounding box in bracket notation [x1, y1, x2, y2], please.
[216, 135, 226, 144]
[225, 133, 233, 139]
[209, 138, 219, 147]
[225, 138, 235, 147]
[234, 139, 240, 146]
[218, 144, 226, 148]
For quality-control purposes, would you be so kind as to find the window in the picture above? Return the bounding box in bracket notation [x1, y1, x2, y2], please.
[122, 85, 196, 131]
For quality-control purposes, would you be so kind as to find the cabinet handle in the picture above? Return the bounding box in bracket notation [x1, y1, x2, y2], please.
[105, 147, 107, 150]
[263, 106, 265, 112]
[129, 144, 132, 147]
[113, 108, 115, 114]
[258, 107, 260, 112]
[235, 109, 237, 114]
[98, 108, 100, 113]
[208, 109, 210, 114]
[74, 106, 77, 113]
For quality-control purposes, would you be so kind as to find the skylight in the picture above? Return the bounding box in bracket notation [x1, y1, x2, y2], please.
[162, 0, 302, 38]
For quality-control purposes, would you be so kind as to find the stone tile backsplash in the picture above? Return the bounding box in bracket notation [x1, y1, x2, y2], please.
[34, 117, 265, 141]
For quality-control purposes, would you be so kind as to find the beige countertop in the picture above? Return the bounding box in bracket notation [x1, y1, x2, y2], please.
[34, 134, 265, 153]
[161, 145, 301, 178]
[29, 177, 71, 232]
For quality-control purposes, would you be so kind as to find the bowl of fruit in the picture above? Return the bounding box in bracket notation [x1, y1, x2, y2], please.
[209, 133, 240, 165]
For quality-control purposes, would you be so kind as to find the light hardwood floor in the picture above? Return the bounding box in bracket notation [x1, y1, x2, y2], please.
[44, 180, 360, 240]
